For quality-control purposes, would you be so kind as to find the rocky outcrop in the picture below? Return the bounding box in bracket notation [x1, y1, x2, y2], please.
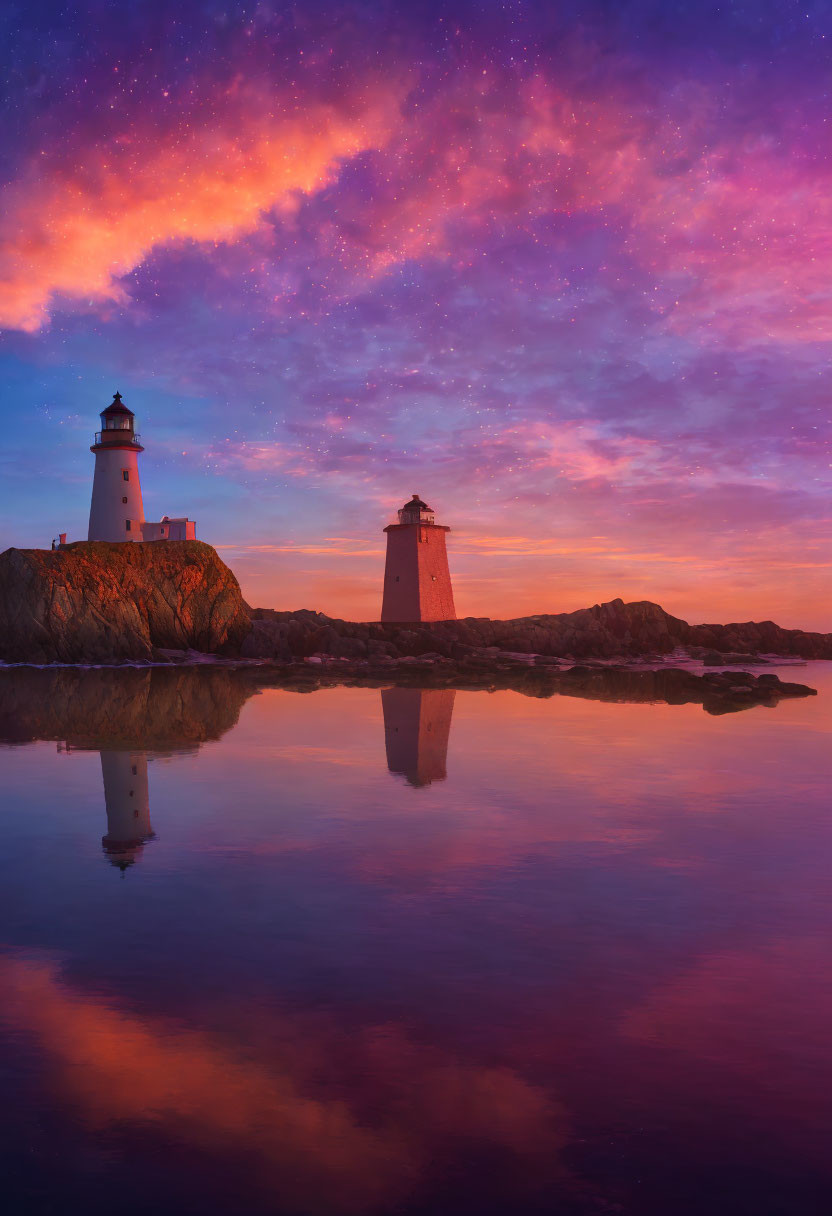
[0, 541, 250, 664]
[246, 598, 832, 662]
[686, 618, 832, 658]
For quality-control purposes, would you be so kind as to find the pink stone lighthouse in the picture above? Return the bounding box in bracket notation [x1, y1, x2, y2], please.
[381, 494, 456, 623]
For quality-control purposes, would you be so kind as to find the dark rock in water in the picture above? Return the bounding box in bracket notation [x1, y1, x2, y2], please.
[0, 541, 250, 664]
[694, 669, 815, 714]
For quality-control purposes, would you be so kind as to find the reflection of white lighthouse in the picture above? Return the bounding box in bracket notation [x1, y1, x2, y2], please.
[100, 751, 155, 870]
[88, 390, 196, 543]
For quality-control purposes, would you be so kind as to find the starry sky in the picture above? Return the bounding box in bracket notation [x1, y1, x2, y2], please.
[1, 0, 830, 627]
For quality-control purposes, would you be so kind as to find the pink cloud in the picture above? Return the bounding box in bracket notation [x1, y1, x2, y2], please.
[4, 61, 831, 348]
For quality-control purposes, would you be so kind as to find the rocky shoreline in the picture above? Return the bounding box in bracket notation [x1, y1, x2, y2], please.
[242, 599, 832, 664]
[0, 543, 829, 689]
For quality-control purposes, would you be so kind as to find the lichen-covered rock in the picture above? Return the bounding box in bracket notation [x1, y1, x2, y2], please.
[0, 541, 251, 663]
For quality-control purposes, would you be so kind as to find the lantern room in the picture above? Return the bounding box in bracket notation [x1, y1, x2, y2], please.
[92, 391, 143, 450]
[397, 494, 436, 525]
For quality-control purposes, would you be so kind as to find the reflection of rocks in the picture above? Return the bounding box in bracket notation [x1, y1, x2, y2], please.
[547, 666, 816, 716]
[100, 751, 155, 870]
[341, 664, 814, 715]
[382, 687, 456, 786]
[267, 662, 814, 715]
[0, 666, 250, 750]
[0, 660, 816, 764]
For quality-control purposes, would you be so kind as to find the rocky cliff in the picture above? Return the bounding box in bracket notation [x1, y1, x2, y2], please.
[0, 541, 250, 664]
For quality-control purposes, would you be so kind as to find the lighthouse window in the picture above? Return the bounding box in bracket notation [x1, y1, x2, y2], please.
[122, 496, 128, 504]
[125, 520, 131, 532]
[122, 470, 129, 482]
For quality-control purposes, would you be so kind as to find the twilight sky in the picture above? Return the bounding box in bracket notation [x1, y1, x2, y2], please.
[1, 0, 830, 627]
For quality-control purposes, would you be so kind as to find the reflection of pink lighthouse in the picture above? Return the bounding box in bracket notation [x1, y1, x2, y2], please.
[381, 495, 456, 623]
[382, 687, 456, 787]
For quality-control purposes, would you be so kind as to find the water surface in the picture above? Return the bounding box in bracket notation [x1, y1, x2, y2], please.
[1, 662, 830, 1215]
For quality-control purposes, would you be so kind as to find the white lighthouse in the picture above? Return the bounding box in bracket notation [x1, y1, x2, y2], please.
[87, 391, 196, 543]
[88, 392, 145, 541]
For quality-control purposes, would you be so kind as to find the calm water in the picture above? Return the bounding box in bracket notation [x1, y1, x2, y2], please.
[1, 662, 831, 1216]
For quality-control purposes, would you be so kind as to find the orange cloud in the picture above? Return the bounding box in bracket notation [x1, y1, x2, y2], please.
[0, 83, 399, 332]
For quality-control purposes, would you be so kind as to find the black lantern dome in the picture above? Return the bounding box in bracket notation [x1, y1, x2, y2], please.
[397, 493, 435, 524]
[401, 494, 431, 513]
[92, 391, 143, 451]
